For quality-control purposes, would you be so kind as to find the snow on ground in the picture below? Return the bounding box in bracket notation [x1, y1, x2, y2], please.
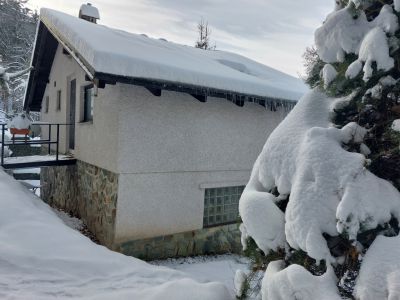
[0, 169, 230, 299]
[30, 136, 42, 147]
[151, 255, 250, 298]
[4, 154, 72, 164]
[19, 179, 41, 196]
[39, 8, 307, 101]
[0, 129, 12, 157]
[12, 167, 40, 174]
[42, 196, 247, 298]
[52, 208, 84, 231]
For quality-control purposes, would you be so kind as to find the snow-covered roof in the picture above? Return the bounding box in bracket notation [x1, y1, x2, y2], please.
[39, 8, 306, 102]
[79, 3, 100, 19]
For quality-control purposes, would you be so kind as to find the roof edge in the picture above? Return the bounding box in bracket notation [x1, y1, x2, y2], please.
[94, 72, 298, 109]
[25, 17, 298, 112]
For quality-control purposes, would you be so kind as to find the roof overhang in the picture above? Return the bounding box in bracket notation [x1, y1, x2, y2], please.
[24, 20, 297, 112]
[94, 72, 296, 110]
[24, 22, 58, 112]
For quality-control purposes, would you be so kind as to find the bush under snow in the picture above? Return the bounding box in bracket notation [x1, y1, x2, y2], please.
[239, 1, 400, 299]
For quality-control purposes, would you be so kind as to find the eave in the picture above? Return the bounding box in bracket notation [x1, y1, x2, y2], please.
[24, 20, 298, 112]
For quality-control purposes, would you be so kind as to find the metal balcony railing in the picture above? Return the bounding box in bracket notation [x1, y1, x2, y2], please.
[0, 123, 76, 169]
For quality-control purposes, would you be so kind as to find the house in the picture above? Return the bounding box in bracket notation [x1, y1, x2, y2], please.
[23, 5, 307, 259]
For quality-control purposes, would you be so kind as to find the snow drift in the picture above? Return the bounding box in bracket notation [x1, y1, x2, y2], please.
[0, 170, 230, 299]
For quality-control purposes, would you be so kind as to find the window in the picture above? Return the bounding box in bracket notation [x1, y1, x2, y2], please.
[56, 90, 61, 111]
[45, 96, 49, 113]
[83, 85, 94, 122]
[203, 186, 245, 227]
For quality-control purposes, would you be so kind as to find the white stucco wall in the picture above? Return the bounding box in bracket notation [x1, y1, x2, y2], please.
[39, 44, 78, 153]
[116, 170, 251, 241]
[41, 45, 290, 243]
[114, 85, 288, 242]
[40, 44, 119, 172]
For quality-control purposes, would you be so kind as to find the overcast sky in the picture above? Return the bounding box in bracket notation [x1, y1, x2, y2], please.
[27, 0, 333, 77]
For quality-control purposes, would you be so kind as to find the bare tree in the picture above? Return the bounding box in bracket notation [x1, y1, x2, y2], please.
[195, 18, 215, 50]
[0, 0, 37, 113]
[301, 45, 324, 87]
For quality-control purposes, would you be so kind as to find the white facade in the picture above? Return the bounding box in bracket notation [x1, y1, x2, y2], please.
[41, 44, 289, 243]
[115, 85, 287, 242]
[40, 44, 119, 172]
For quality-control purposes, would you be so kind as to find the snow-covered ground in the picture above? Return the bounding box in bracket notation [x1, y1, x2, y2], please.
[13, 173, 252, 299]
[151, 255, 250, 298]
[19, 179, 41, 196]
[0, 169, 231, 299]
[13, 167, 40, 174]
[4, 154, 72, 164]
[52, 208, 84, 231]
[52, 199, 251, 298]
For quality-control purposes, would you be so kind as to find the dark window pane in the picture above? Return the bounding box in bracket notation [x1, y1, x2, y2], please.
[84, 86, 93, 122]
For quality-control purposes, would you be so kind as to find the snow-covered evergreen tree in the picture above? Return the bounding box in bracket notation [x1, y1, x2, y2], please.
[0, 0, 37, 113]
[239, 1, 400, 299]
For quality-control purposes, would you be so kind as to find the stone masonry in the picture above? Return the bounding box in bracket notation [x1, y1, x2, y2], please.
[41, 160, 243, 260]
[41, 160, 118, 247]
[118, 223, 242, 260]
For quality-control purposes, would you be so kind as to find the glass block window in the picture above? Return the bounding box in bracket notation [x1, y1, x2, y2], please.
[203, 185, 245, 227]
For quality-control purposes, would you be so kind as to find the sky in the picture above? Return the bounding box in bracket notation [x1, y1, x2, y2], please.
[26, 0, 333, 78]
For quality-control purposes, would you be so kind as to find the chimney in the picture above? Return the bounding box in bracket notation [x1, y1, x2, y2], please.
[79, 3, 100, 24]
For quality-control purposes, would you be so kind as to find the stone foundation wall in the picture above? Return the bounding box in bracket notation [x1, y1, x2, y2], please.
[41, 161, 242, 259]
[41, 160, 118, 247]
[118, 223, 242, 260]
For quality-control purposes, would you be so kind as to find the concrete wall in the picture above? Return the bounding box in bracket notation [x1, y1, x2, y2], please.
[114, 85, 288, 242]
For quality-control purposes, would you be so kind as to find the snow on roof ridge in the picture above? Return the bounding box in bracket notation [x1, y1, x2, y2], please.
[39, 8, 307, 101]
